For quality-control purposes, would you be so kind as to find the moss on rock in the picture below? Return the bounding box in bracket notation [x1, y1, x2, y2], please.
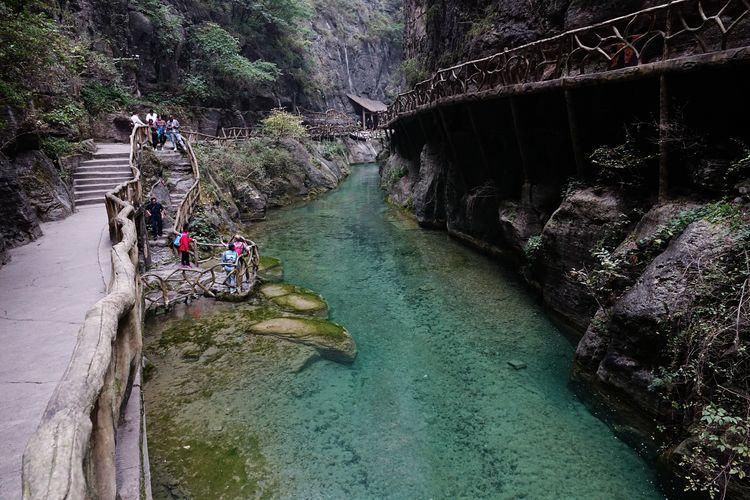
[259, 283, 328, 316]
[248, 317, 356, 363]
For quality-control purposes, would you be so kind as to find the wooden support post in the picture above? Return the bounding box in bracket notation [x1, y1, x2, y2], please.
[509, 96, 530, 187]
[436, 107, 459, 163]
[658, 74, 669, 202]
[465, 106, 491, 175]
[564, 89, 586, 178]
[362, 109, 366, 130]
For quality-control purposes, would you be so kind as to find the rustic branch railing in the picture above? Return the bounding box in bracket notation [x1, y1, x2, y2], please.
[22, 125, 149, 498]
[303, 109, 360, 139]
[185, 129, 252, 145]
[142, 247, 260, 310]
[172, 139, 202, 234]
[220, 127, 252, 140]
[383, 0, 750, 124]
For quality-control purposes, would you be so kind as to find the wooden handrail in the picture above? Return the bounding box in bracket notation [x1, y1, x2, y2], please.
[23, 125, 149, 498]
[383, 0, 750, 124]
[172, 138, 202, 234]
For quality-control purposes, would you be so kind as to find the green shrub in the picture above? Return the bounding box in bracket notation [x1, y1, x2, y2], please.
[184, 75, 210, 101]
[260, 110, 308, 142]
[81, 82, 135, 115]
[0, 4, 76, 107]
[190, 22, 279, 93]
[40, 137, 80, 159]
[400, 58, 429, 88]
[321, 141, 348, 161]
[42, 103, 85, 128]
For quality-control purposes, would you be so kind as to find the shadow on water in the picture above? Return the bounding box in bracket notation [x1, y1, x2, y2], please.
[145, 163, 665, 499]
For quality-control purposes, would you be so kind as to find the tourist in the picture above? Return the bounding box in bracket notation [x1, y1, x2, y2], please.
[222, 243, 239, 293]
[167, 116, 184, 151]
[156, 116, 168, 150]
[145, 196, 165, 239]
[148, 119, 159, 148]
[178, 226, 194, 267]
[145, 109, 157, 124]
[130, 112, 146, 127]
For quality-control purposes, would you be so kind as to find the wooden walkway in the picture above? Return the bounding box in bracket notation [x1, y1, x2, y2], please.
[382, 0, 750, 126]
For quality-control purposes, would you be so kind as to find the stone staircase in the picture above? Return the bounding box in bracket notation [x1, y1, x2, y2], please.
[155, 149, 193, 216]
[73, 144, 132, 206]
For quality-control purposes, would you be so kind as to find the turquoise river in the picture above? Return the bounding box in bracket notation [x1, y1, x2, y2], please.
[146, 163, 664, 499]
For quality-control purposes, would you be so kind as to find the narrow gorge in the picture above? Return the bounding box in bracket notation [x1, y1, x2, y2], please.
[1, 1, 749, 499]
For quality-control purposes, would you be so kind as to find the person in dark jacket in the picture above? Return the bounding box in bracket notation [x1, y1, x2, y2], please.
[145, 197, 165, 238]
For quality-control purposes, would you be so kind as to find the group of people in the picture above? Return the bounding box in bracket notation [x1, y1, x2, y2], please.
[130, 109, 185, 151]
[220, 234, 259, 294]
[171, 228, 258, 294]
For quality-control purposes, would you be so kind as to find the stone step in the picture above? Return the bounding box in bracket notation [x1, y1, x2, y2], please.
[92, 152, 130, 160]
[74, 182, 123, 192]
[74, 176, 131, 186]
[80, 158, 131, 167]
[76, 194, 107, 206]
[74, 188, 110, 199]
[76, 165, 131, 173]
[73, 171, 132, 180]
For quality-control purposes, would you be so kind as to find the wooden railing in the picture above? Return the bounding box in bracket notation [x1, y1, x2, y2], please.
[303, 109, 360, 139]
[383, 0, 750, 124]
[185, 128, 252, 145]
[22, 125, 149, 498]
[172, 139, 202, 234]
[141, 246, 261, 310]
[220, 127, 252, 140]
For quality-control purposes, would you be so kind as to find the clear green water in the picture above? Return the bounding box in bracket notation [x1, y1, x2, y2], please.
[240, 164, 662, 499]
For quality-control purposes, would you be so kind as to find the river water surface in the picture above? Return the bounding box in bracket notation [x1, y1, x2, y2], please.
[148, 163, 663, 499]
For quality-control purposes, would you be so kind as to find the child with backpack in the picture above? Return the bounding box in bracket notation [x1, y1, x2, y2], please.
[222, 243, 239, 293]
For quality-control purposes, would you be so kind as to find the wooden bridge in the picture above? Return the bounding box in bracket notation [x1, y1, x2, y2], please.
[381, 0, 750, 200]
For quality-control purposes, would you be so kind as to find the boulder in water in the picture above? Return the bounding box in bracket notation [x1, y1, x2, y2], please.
[248, 317, 356, 364]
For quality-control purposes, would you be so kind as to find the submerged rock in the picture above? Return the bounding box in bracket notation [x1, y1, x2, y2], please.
[258, 256, 283, 282]
[259, 283, 328, 317]
[248, 317, 357, 364]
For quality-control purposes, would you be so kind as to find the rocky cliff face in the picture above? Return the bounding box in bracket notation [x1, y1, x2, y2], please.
[388, 0, 750, 493]
[307, 0, 403, 111]
[403, 0, 660, 74]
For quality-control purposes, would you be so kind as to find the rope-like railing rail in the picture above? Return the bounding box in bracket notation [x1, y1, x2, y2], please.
[383, 0, 750, 124]
[173, 138, 202, 234]
[22, 125, 149, 498]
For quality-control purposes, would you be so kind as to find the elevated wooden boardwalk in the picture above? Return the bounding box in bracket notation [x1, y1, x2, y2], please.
[382, 0, 750, 127]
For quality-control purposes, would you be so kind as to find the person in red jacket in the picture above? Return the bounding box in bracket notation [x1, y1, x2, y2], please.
[178, 226, 194, 267]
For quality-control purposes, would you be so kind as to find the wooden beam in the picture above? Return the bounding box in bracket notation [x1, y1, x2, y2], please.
[564, 89, 586, 178]
[465, 106, 491, 175]
[436, 108, 459, 163]
[509, 96, 530, 185]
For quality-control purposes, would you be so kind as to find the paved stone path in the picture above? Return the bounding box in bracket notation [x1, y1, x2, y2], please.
[0, 202, 113, 497]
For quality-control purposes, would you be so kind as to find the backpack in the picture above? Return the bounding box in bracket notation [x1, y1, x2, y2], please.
[173, 235, 181, 248]
[222, 250, 238, 272]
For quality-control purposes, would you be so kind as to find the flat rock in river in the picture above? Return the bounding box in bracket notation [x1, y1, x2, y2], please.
[248, 317, 357, 364]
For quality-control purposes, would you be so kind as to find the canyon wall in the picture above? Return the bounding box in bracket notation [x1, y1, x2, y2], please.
[386, 0, 750, 494]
